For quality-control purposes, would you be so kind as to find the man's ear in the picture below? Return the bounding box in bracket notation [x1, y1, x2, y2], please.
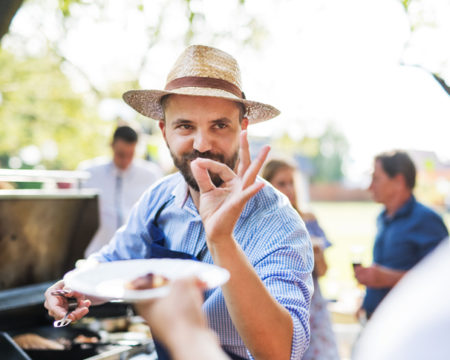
[159, 120, 166, 140]
[394, 174, 407, 188]
[241, 117, 249, 130]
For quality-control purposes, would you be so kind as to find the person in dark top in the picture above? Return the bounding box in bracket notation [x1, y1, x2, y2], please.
[354, 150, 448, 318]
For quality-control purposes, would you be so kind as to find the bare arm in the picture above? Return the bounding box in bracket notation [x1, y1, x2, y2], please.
[354, 264, 406, 288]
[168, 328, 229, 360]
[135, 278, 229, 360]
[190, 131, 294, 360]
[208, 240, 293, 360]
[313, 244, 328, 277]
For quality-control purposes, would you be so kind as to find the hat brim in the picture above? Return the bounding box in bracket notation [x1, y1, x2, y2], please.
[122, 88, 280, 124]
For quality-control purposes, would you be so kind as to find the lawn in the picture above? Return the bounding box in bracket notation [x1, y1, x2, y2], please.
[309, 201, 450, 301]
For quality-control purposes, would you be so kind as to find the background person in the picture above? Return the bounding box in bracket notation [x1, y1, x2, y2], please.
[353, 238, 450, 360]
[354, 150, 448, 319]
[262, 159, 340, 360]
[78, 125, 163, 256]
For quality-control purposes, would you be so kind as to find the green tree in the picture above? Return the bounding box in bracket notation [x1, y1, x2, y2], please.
[271, 126, 349, 183]
[0, 0, 264, 172]
[310, 125, 349, 183]
[0, 49, 110, 169]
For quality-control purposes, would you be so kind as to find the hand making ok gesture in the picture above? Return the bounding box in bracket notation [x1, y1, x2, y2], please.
[190, 130, 270, 245]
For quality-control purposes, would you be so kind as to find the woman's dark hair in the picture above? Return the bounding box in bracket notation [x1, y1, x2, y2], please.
[375, 150, 416, 189]
[112, 126, 138, 143]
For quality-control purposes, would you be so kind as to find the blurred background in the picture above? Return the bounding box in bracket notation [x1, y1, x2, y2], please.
[1, 0, 449, 357]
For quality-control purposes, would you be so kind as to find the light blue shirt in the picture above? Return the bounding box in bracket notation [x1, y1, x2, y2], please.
[91, 172, 314, 359]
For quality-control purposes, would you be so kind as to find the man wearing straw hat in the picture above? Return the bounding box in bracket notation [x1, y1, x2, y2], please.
[45, 45, 314, 360]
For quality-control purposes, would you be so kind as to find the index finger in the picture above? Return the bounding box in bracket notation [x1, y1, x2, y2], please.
[237, 130, 250, 177]
[67, 305, 90, 322]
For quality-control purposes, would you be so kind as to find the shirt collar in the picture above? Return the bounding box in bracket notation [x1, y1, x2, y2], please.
[239, 178, 265, 219]
[240, 201, 253, 219]
[382, 195, 416, 221]
[110, 161, 133, 177]
[171, 174, 190, 209]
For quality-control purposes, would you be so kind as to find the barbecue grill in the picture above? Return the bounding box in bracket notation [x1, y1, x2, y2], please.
[0, 170, 155, 359]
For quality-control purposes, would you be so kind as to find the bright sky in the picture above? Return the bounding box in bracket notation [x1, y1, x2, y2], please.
[5, 0, 450, 185]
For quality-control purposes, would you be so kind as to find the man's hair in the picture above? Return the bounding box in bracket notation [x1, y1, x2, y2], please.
[375, 150, 416, 189]
[160, 95, 246, 123]
[112, 126, 138, 143]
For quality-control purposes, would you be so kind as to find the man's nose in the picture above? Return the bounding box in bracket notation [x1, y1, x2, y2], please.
[193, 130, 212, 153]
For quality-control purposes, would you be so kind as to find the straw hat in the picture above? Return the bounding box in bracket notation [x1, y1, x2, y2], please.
[123, 45, 280, 124]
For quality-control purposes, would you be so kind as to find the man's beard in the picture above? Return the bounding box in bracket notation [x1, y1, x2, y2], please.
[170, 148, 239, 192]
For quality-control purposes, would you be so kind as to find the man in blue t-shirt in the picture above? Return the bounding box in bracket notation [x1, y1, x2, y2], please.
[355, 150, 448, 318]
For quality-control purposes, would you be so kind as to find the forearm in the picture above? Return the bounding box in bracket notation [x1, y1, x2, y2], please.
[209, 238, 293, 360]
[313, 246, 327, 278]
[378, 266, 406, 288]
[167, 326, 229, 360]
[357, 265, 408, 289]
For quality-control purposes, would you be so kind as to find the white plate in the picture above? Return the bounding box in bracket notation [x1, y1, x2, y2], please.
[63, 259, 230, 302]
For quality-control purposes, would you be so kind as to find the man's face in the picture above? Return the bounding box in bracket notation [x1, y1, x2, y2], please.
[368, 160, 398, 204]
[159, 95, 248, 191]
[112, 139, 136, 170]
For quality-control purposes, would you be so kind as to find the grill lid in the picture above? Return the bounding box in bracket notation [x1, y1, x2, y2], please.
[0, 190, 99, 296]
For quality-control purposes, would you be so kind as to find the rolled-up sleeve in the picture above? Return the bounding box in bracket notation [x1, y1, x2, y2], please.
[244, 210, 314, 359]
[88, 189, 155, 262]
[412, 211, 449, 260]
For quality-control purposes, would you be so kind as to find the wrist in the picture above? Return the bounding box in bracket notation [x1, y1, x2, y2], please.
[380, 267, 405, 287]
[206, 235, 239, 259]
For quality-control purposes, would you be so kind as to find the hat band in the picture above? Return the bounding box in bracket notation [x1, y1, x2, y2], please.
[165, 76, 244, 99]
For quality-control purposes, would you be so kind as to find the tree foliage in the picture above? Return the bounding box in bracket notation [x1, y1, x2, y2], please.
[309, 125, 349, 183]
[273, 125, 349, 183]
[0, 49, 110, 169]
[0, 0, 260, 171]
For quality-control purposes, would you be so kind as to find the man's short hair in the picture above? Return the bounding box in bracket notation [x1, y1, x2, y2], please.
[113, 126, 138, 143]
[375, 150, 416, 189]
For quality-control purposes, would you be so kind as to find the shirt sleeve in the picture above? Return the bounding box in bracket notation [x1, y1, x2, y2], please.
[412, 211, 449, 261]
[88, 189, 154, 262]
[246, 212, 314, 359]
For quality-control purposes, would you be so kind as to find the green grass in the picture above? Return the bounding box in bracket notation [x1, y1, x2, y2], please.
[310, 201, 450, 300]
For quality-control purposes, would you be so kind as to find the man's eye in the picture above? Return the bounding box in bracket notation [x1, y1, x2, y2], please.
[177, 124, 192, 130]
[215, 123, 228, 129]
